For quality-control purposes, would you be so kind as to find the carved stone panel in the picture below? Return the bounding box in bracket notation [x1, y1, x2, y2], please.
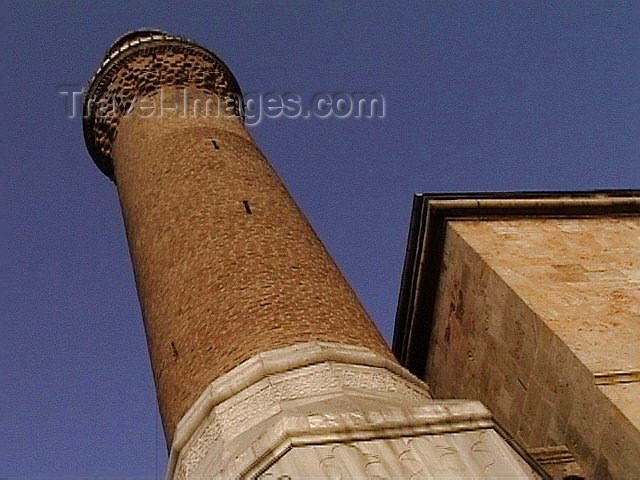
[260, 430, 540, 479]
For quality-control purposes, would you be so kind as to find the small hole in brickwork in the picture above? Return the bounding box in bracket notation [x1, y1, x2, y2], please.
[211, 139, 219, 150]
[243, 200, 252, 214]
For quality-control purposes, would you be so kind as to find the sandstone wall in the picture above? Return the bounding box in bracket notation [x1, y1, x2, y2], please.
[426, 217, 640, 477]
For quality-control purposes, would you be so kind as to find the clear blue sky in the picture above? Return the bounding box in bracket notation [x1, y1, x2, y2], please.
[3, 1, 638, 477]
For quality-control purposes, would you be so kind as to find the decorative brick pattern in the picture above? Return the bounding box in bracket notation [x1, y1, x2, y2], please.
[83, 31, 393, 443]
[84, 30, 242, 179]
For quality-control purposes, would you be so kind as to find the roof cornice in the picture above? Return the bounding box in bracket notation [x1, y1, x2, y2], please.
[393, 189, 640, 376]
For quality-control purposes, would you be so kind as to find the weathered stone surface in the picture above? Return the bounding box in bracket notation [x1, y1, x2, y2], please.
[425, 217, 640, 478]
[529, 445, 585, 479]
[167, 342, 542, 479]
[261, 431, 539, 479]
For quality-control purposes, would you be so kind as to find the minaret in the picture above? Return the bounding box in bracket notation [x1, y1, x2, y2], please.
[83, 30, 544, 479]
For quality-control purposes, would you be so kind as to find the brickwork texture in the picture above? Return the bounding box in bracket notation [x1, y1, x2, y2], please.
[84, 31, 393, 443]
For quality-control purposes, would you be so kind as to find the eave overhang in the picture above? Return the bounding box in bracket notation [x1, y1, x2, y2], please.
[392, 189, 640, 378]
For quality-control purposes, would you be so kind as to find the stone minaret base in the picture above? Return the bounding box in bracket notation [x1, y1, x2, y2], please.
[82, 31, 546, 480]
[169, 342, 541, 479]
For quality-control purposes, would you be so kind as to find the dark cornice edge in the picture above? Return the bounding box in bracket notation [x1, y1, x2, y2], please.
[392, 189, 640, 378]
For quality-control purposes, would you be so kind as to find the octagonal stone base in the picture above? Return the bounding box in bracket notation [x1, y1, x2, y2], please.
[167, 342, 544, 479]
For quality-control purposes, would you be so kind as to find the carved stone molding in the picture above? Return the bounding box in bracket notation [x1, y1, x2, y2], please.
[529, 445, 585, 478]
[261, 430, 540, 479]
[594, 369, 640, 386]
[168, 342, 431, 478]
[167, 342, 544, 479]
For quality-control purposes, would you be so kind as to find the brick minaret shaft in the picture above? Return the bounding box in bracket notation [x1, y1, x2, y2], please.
[84, 31, 544, 479]
[83, 31, 393, 443]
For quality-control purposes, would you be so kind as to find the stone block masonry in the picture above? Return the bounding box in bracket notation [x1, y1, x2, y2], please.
[426, 217, 640, 477]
